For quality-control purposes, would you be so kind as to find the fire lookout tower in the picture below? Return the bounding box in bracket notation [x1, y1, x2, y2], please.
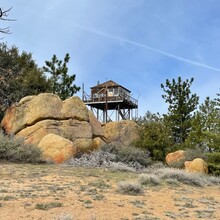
[82, 80, 138, 123]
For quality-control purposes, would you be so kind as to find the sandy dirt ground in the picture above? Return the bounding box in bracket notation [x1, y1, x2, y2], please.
[0, 162, 220, 220]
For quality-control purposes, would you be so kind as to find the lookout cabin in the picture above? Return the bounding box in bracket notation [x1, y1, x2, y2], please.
[82, 80, 138, 123]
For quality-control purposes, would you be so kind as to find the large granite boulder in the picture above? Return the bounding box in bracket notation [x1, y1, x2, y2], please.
[38, 133, 77, 163]
[16, 119, 92, 146]
[1, 93, 105, 162]
[1, 93, 142, 163]
[166, 150, 185, 168]
[104, 120, 140, 147]
[185, 158, 208, 174]
[1, 94, 89, 134]
[88, 111, 104, 138]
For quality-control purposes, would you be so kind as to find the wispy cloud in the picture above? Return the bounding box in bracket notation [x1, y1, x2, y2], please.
[73, 25, 220, 72]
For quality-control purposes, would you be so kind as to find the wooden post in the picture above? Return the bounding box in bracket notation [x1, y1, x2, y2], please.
[105, 85, 108, 123]
[82, 83, 84, 101]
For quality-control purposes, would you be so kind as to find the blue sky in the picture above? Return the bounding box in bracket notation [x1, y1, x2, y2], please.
[1, 0, 220, 116]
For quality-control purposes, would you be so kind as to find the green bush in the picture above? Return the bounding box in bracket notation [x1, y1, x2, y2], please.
[135, 112, 174, 162]
[0, 131, 42, 163]
[208, 163, 220, 176]
[104, 143, 152, 167]
[205, 152, 220, 176]
[206, 152, 220, 163]
[184, 148, 207, 161]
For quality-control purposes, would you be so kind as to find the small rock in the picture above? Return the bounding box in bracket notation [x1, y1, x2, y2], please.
[185, 158, 208, 174]
[166, 150, 185, 167]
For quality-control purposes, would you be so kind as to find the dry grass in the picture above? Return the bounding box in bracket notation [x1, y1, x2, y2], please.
[0, 161, 220, 220]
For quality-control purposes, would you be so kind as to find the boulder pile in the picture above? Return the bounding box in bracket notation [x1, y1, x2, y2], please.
[1, 93, 105, 163]
[1, 93, 140, 163]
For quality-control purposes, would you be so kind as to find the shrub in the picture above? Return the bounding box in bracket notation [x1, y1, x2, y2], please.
[206, 152, 220, 163]
[155, 167, 204, 187]
[206, 152, 220, 176]
[104, 143, 152, 167]
[165, 178, 180, 186]
[68, 143, 152, 172]
[147, 167, 220, 187]
[184, 148, 207, 161]
[35, 202, 62, 210]
[117, 181, 144, 195]
[208, 163, 220, 176]
[139, 173, 161, 186]
[108, 162, 136, 173]
[135, 112, 174, 162]
[0, 131, 42, 163]
[67, 150, 115, 168]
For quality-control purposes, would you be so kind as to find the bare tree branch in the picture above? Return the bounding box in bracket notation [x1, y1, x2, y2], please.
[0, 7, 15, 34]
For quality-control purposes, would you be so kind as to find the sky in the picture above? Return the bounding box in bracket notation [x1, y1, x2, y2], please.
[1, 0, 220, 116]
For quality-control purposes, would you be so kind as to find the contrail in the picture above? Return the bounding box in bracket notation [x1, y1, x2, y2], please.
[73, 25, 220, 72]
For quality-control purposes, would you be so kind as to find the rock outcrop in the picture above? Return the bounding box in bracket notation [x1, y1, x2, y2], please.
[166, 150, 185, 167]
[1, 94, 89, 134]
[104, 120, 140, 147]
[185, 158, 208, 174]
[1, 93, 141, 163]
[38, 134, 77, 163]
[1, 93, 105, 162]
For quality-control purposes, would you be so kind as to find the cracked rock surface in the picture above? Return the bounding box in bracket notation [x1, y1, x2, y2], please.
[1, 93, 104, 163]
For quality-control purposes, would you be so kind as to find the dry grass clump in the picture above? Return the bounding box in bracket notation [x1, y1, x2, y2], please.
[156, 168, 204, 187]
[139, 173, 161, 186]
[142, 167, 220, 187]
[35, 202, 62, 210]
[54, 213, 74, 220]
[117, 181, 144, 195]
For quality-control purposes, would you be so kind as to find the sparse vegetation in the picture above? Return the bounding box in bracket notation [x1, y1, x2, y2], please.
[0, 163, 220, 219]
[106, 143, 152, 167]
[67, 143, 152, 172]
[139, 173, 161, 186]
[35, 202, 62, 210]
[54, 213, 74, 220]
[142, 166, 220, 187]
[0, 131, 42, 163]
[117, 181, 144, 195]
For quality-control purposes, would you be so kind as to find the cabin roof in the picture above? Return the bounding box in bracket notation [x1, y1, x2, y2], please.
[91, 80, 131, 92]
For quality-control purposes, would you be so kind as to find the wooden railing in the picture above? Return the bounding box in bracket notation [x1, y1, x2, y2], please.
[83, 91, 138, 107]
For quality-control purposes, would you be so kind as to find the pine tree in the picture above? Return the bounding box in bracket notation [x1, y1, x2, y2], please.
[186, 97, 220, 152]
[135, 111, 174, 161]
[161, 77, 199, 144]
[43, 53, 80, 100]
[0, 43, 51, 120]
[214, 89, 220, 109]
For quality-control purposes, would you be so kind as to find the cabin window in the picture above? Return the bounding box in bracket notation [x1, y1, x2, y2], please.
[108, 88, 113, 92]
[93, 93, 98, 98]
[114, 88, 119, 96]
